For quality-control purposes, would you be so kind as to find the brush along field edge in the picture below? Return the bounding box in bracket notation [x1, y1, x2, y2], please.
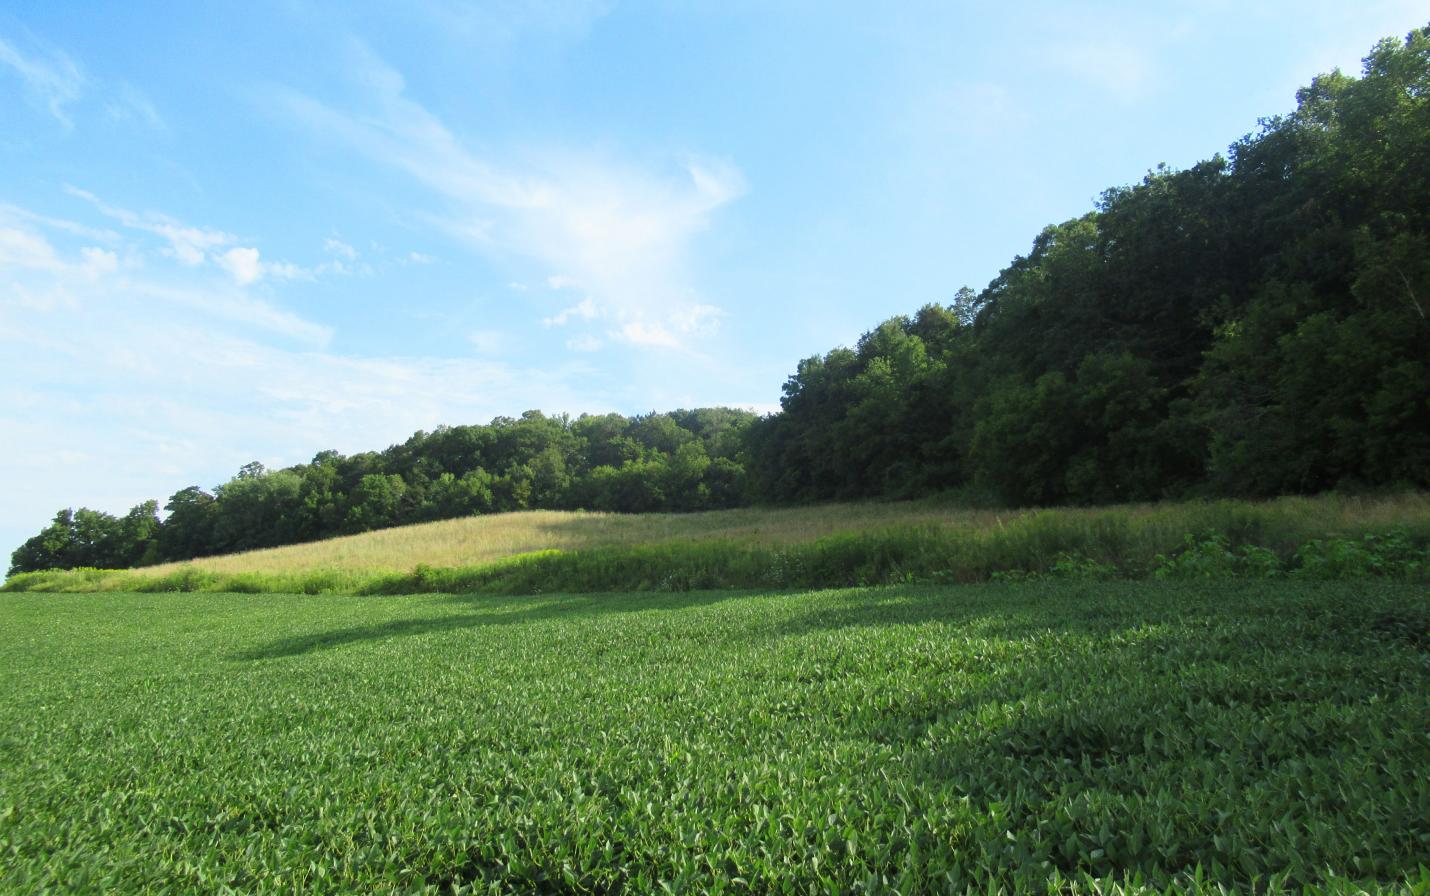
[6, 493, 1429, 595]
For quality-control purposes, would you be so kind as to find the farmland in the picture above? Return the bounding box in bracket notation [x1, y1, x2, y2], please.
[2, 581, 1425, 893]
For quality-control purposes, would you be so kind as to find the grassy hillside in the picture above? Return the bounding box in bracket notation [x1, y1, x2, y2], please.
[6, 492, 1429, 595]
[137, 500, 989, 575]
[2, 582, 1425, 893]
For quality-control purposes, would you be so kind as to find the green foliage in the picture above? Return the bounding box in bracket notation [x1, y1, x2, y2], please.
[1151, 534, 1280, 580]
[0, 582, 1425, 893]
[752, 27, 1430, 507]
[7, 502, 160, 575]
[1291, 530, 1427, 580]
[12, 407, 758, 574]
[10, 497, 1428, 596]
[988, 553, 1120, 584]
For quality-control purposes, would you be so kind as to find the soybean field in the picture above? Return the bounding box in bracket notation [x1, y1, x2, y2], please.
[1, 581, 1426, 894]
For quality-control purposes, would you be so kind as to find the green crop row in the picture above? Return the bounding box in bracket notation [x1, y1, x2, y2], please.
[1, 581, 1426, 893]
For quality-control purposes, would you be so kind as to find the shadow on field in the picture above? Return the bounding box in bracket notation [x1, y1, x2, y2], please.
[235, 583, 1210, 662]
[758, 581, 1177, 640]
[756, 580, 1379, 642]
[232, 590, 743, 660]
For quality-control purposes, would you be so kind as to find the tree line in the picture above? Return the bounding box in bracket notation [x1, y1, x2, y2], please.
[10, 409, 755, 573]
[10, 27, 1429, 575]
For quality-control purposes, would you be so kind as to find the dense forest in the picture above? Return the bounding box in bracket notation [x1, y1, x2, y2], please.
[11, 27, 1429, 575]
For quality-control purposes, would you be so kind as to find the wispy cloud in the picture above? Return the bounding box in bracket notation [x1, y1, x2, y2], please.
[611, 303, 723, 350]
[542, 296, 600, 327]
[1, 199, 329, 345]
[324, 237, 358, 261]
[467, 329, 505, 353]
[65, 185, 235, 264]
[0, 34, 85, 126]
[64, 185, 331, 284]
[271, 45, 744, 348]
[214, 246, 312, 285]
[566, 334, 602, 352]
[0, 201, 121, 243]
[128, 278, 331, 345]
[0, 223, 64, 272]
[0, 195, 606, 555]
[105, 82, 165, 130]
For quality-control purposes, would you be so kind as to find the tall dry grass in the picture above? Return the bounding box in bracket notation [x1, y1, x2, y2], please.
[6, 492, 1428, 595]
[131, 501, 1012, 576]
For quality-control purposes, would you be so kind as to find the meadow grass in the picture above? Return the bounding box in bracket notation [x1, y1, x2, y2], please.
[8, 492, 1429, 596]
[141, 500, 1001, 575]
[0, 581, 1425, 893]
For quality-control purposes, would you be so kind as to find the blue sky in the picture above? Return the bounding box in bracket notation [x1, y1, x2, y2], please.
[1, 0, 1425, 556]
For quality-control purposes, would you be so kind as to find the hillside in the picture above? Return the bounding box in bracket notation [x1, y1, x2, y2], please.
[8, 492, 1428, 596]
[133, 500, 985, 576]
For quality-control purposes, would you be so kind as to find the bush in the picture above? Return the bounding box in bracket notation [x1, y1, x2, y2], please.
[1152, 534, 1285, 580]
[1291, 530, 1428, 580]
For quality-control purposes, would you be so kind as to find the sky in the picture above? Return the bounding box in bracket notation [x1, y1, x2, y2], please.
[1, 1, 1426, 558]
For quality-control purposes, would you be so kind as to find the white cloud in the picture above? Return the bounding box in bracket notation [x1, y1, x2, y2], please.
[106, 82, 165, 130]
[0, 36, 167, 131]
[615, 320, 680, 348]
[0, 225, 64, 272]
[669, 303, 724, 333]
[0, 201, 329, 345]
[217, 246, 263, 285]
[407, 251, 435, 265]
[265, 260, 310, 280]
[566, 334, 603, 352]
[78, 246, 118, 277]
[0, 250, 596, 557]
[133, 280, 330, 345]
[216, 248, 311, 285]
[65, 186, 321, 283]
[595, 302, 723, 350]
[272, 47, 744, 347]
[65, 185, 236, 265]
[0, 35, 85, 126]
[1, 339, 570, 547]
[542, 296, 600, 326]
[0, 201, 121, 243]
[467, 329, 504, 353]
[324, 237, 358, 260]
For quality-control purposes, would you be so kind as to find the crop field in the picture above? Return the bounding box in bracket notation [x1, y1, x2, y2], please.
[1, 582, 1426, 894]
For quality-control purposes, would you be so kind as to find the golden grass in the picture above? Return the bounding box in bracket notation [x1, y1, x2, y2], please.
[133, 501, 996, 575]
[123, 491, 1430, 577]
